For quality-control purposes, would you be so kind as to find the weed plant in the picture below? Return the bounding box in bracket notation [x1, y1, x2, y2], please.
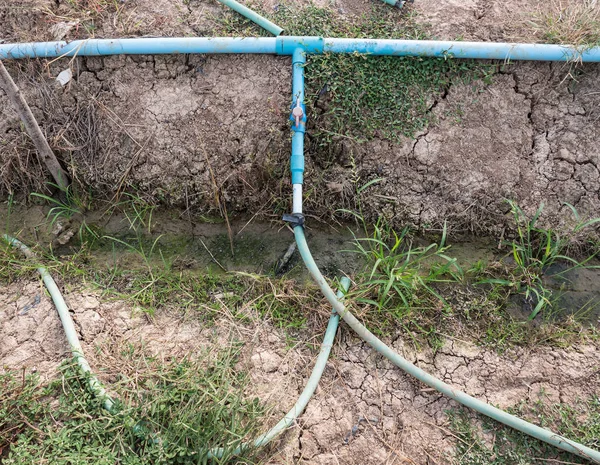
[479, 201, 600, 320]
[343, 213, 463, 346]
[30, 183, 100, 244]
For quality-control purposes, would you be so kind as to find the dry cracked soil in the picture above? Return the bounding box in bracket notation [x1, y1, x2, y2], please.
[2, 279, 600, 464]
[1, 278, 599, 464]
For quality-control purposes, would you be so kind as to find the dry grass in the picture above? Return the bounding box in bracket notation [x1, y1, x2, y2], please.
[529, 0, 600, 49]
[0, 61, 133, 198]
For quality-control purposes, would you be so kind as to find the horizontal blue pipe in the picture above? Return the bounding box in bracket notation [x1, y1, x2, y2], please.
[323, 38, 600, 61]
[0, 38, 278, 59]
[2, 37, 600, 62]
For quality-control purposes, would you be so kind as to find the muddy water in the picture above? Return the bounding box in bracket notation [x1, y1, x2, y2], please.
[1, 202, 599, 323]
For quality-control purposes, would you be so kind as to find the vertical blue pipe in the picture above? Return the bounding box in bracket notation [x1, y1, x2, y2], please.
[291, 132, 305, 186]
[290, 48, 306, 186]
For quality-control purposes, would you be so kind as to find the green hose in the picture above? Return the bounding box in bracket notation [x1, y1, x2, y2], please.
[293, 225, 600, 464]
[209, 277, 351, 458]
[3, 234, 116, 413]
[215, 0, 283, 36]
[4, 233, 350, 458]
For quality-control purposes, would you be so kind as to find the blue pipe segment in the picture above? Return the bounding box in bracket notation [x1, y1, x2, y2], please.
[290, 48, 306, 186]
[0, 38, 278, 59]
[209, 277, 351, 459]
[215, 0, 283, 36]
[323, 38, 600, 61]
[3, 37, 600, 62]
[2, 234, 115, 413]
[277, 36, 324, 56]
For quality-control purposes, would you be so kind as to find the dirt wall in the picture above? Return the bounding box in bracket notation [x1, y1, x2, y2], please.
[1, 0, 599, 236]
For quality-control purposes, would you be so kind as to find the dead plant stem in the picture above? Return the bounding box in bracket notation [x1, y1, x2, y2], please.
[0, 60, 70, 191]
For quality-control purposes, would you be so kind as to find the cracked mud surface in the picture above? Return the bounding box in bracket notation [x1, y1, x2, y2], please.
[2, 280, 599, 464]
[1, 1, 599, 235]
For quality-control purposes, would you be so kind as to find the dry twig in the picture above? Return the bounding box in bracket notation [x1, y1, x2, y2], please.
[0, 60, 70, 191]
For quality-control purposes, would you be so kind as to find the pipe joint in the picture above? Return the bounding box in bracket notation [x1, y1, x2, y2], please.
[282, 213, 305, 227]
[277, 36, 324, 56]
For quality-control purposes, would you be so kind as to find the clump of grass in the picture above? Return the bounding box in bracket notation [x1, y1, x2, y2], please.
[341, 200, 598, 351]
[343, 214, 463, 347]
[529, 0, 600, 49]
[1, 346, 268, 464]
[448, 394, 600, 464]
[479, 200, 600, 320]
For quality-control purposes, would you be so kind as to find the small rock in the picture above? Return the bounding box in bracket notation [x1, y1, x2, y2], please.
[56, 228, 75, 245]
[81, 296, 100, 310]
[78, 310, 104, 339]
[51, 221, 65, 237]
[56, 68, 73, 87]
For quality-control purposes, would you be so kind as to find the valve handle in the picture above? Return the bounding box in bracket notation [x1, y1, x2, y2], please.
[292, 97, 304, 128]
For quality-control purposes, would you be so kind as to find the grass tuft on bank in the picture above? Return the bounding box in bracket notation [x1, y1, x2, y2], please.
[0, 345, 267, 464]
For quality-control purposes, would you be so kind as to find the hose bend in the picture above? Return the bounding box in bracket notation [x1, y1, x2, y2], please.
[3, 234, 351, 458]
[293, 226, 600, 464]
[209, 277, 351, 458]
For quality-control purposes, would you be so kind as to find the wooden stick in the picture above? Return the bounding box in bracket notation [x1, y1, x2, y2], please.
[0, 60, 70, 191]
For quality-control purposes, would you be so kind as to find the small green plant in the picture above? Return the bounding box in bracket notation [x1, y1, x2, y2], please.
[30, 183, 99, 243]
[481, 200, 600, 320]
[110, 192, 157, 234]
[30, 184, 87, 225]
[344, 213, 463, 343]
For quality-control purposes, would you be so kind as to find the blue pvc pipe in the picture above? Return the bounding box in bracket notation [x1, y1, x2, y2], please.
[290, 48, 306, 186]
[291, 131, 305, 186]
[292, 48, 305, 106]
[323, 38, 600, 61]
[2, 37, 600, 62]
[0, 38, 277, 59]
[216, 0, 283, 36]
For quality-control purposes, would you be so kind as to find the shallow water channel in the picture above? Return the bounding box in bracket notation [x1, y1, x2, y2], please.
[1, 203, 599, 324]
